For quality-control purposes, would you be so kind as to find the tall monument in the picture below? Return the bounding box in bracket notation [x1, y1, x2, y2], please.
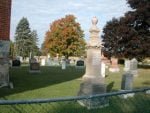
[0, 0, 11, 88]
[78, 17, 107, 109]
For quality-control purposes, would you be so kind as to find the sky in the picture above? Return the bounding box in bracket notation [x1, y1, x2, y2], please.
[10, 0, 131, 47]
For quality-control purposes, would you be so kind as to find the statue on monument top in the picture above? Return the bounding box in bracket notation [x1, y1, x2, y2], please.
[88, 17, 101, 48]
[92, 16, 98, 25]
[89, 16, 100, 32]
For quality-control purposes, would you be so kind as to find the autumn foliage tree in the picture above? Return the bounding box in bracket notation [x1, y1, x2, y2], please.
[42, 15, 86, 58]
[102, 0, 150, 60]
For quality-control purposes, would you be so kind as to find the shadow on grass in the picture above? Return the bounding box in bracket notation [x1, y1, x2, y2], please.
[142, 81, 150, 85]
[138, 64, 150, 69]
[0, 66, 85, 98]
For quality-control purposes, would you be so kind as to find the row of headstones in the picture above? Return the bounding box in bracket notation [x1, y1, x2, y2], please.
[109, 58, 138, 76]
[29, 57, 86, 73]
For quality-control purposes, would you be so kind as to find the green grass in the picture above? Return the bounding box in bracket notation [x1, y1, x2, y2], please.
[0, 65, 150, 113]
[0, 94, 149, 113]
[0, 65, 150, 99]
[0, 66, 84, 99]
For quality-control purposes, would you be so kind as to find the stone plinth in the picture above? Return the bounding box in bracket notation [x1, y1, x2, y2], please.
[78, 17, 108, 109]
[78, 78, 108, 109]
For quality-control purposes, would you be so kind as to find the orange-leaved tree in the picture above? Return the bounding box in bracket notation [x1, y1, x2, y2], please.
[42, 15, 86, 58]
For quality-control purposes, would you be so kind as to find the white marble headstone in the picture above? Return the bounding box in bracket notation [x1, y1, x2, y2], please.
[101, 62, 106, 78]
[41, 58, 46, 66]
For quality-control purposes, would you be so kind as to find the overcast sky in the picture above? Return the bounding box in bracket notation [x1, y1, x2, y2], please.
[10, 0, 131, 47]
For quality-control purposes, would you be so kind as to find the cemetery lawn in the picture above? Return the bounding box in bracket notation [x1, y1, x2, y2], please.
[0, 65, 150, 99]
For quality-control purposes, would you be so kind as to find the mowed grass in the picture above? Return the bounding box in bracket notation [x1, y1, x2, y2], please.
[0, 65, 150, 100]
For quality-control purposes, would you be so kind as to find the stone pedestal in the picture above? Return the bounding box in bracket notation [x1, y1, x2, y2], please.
[78, 17, 108, 109]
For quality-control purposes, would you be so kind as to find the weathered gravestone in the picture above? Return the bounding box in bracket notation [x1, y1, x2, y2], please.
[76, 60, 85, 69]
[41, 58, 46, 66]
[130, 58, 138, 77]
[46, 54, 52, 66]
[124, 58, 138, 77]
[29, 58, 40, 73]
[121, 73, 133, 90]
[78, 17, 108, 109]
[120, 73, 134, 98]
[12, 59, 21, 67]
[124, 59, 131, 72]
[61, 56, 66, 70]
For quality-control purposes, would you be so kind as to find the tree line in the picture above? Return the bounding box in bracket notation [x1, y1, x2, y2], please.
[11, 0, 149, 61]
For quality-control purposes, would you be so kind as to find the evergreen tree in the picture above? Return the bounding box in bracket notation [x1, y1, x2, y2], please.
[31, 30, 39, 56]
[43, 15, 86, 58]
[14, 17, 39, 58]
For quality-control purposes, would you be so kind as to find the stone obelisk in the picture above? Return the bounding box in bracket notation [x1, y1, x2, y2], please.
[78, 17, 107, 109]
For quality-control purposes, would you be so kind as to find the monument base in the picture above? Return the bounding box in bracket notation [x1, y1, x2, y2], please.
[78, 77, 109, 109]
